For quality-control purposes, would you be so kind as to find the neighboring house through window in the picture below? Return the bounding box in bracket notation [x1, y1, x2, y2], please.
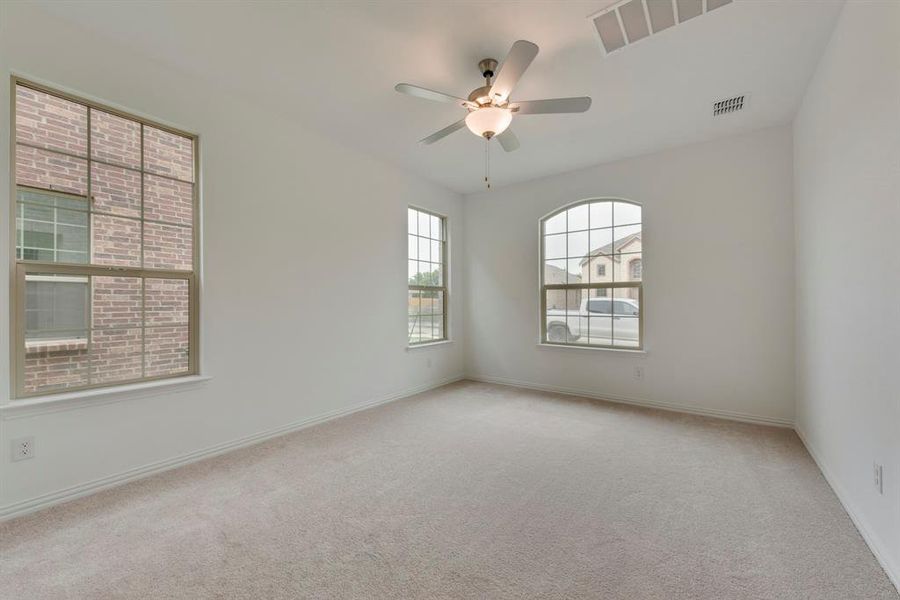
[407, 207, 447, 344]
[540, 199, 642, 349]
[12, 80, 199, 397]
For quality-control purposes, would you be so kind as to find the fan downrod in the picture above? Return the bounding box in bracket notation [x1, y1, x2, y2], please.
[469, 58, 500, 107]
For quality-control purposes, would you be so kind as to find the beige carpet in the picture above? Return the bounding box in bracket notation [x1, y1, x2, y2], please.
[1, 381, 896, 599]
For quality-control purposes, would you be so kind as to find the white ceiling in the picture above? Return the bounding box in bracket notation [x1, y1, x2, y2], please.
[30, 0, 843, 194]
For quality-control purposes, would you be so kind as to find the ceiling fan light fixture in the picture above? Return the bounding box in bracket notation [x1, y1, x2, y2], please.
[465, 106, 513, 139]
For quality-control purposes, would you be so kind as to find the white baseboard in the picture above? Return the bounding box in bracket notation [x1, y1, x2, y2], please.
[0, 374, 465, 522]
[466, 374, 794, 428]
[795, 427, 900, 592]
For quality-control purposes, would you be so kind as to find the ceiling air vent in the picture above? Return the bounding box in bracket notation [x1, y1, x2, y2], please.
[590, 0, 733, 56]
[712, 94, 745, 116]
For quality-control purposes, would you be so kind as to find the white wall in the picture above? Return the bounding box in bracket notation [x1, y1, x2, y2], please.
[793, 0, 900, 584]
[0, 3, 465, 515]
[464, 126, 795, 425]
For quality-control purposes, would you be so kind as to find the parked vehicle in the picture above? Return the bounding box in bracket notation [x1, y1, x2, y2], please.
[546, 297, 639, 344]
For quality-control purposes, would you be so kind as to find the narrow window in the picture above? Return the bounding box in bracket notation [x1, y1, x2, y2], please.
[407, 207, 447, 345]
[540, 199, 642, 349]
[12, 80, 198, 397]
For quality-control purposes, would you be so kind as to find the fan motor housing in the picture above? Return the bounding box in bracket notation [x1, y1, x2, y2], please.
[469, 58, 501, 106]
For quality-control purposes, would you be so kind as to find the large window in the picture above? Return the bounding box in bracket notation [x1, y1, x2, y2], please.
[407, 207, 447, 345]
[12, 80, 198, 397]
[540, 199, 642, 349]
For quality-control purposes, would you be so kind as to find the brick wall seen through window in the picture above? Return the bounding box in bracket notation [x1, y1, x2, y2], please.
[13, 80, 198, 397]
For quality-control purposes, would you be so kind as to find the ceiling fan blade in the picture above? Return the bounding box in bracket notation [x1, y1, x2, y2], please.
[512, 97, 592, 115]
[489, 40, 539, 104]
[420, 119, 467, 145]
[496, 129, 520, 152]
[395, 83, 474, 108]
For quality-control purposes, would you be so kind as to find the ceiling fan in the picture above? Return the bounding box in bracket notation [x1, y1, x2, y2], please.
[395, 40, 592, 153]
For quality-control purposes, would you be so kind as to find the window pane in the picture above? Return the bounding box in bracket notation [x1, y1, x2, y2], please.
[544, 233, 566, 259]
[145, 325, 189, 377]
[430, 215, 442, 240]
[407, 289, 421, 317]
[613, 288, 640, 347]
[143, 126, 193, 182]
[24, 338, 89, 394]
[92, 276, 142, 329]
[408, 315, 424, 344]
[587, 254, 613, 285]
[544, 259, 566, 286]
[143, 222, 192, 270]
[614, 202, 641, 226]
[145, 278, 189, 326]
[24, 274, 89, 393]
[16, 86, 87, 157]
[612, 317, 640, 347]
[589, 202, 613, 229]
[408, 208, 418, 236]
[589, 316, 613, 346]
[545, 316, 568, 343]
[567, 230, 588, 260]
[566, 258, 582, 284]
[432, 291, 444, 315]
[16, 144, 88, 195]
[433, 314, 444, 340]
[91, 109, 141, 169]
[430, 240, 441, 263]
[418, 236, 430, 262]
[544, 211, 566, 235]
[144, 173, 193, 226]
[25, 275, 89, 339]
[420, 315, 435, 343]
[91, 162, 141, 218]
[589, 228, 613, 258]
[613, 287, 641, 311]
[613, 224, 641, 253]
[92, 214, 141, 267]
[544, 287, 568, 312]
[407, 235, 417, 261]
[418, 211, 430, 238]
[414, 261, 441, 286]
[17, 189, 89, 264]
[567, 203, 589, 231]
[90, 328, 143, 384]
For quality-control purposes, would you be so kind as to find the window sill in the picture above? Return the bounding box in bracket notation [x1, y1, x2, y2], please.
[406, 340, 453, 351]
[537, 343, 646, 355]
[1, 375, 212, 420]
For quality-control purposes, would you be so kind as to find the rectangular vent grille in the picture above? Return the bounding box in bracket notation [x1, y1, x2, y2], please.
[591, 0, 732, 56]
[713, 95, 745, 116]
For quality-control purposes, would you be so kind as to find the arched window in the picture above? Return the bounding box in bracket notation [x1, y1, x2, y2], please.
[540, 199, 642, 349]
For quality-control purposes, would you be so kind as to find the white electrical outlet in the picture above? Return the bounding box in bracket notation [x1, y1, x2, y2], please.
[874, 463, 883, 495]
[11, 436, 35, 462]
[633, 366, 644, 380]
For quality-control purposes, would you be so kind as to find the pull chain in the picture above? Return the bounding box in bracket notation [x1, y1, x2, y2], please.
[484, 136, 491, 190]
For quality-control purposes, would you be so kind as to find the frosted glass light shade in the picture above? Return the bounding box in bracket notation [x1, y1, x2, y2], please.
[465, 107, 513, 138]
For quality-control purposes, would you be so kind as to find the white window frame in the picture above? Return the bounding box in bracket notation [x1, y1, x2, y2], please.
[538, 198, 643, 351]
[407, 206, 448, 346]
